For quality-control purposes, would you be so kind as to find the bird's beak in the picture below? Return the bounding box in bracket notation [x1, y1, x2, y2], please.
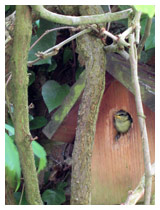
[115, 115, 121, 119]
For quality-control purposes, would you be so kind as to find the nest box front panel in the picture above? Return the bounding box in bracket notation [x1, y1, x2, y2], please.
[91, 79, 155, 205]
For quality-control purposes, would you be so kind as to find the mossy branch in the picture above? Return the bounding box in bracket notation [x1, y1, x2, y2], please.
[10, 6, 43, 205]
[31, 5, 132, 25]
[69, 5, 107, 205]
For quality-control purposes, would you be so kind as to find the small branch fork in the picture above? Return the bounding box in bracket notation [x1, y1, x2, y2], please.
[27, 27, 91, 67]
[28, 6, 133, 66]
[27, 17, 138, 67]
[103, 11, 142, 60]
[123, 163, 155, 205]
[29, 26, 76, 51]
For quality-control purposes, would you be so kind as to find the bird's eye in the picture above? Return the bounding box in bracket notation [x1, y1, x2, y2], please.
[119, 113, 125, 116]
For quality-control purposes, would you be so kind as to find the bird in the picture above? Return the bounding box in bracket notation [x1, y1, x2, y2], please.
[113, 110, 133, 141]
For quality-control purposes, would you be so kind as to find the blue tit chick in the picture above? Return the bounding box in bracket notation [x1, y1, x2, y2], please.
[114, 110, 133, 141]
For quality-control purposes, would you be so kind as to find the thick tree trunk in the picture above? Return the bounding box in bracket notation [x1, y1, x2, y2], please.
[68, 6, 107, 204]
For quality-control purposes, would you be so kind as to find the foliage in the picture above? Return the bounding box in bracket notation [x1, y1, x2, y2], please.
[5, 123, 47, 190]
[5, 5, 15, 16]
[47, 59, 57, 72]
[28, 19, 57, 65]
[63, 46, 73, 64]
[29, 116, 48, 130]
[5, 132, 21, 191]
[118, 5, 155, 63]
[42, 80, 70, 113]
[133, 5, 155, 18]
[31, 141, 47, 173]
[140, 17, 155, 51]
[42, 182, 67, 205]
[6, 5, 155, 204]
[14, 192, 29, 205]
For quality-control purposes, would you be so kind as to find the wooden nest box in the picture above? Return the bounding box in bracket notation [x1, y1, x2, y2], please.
[43, 54, 155, 204]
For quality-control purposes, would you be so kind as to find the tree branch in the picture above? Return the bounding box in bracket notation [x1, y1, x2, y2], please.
[129, 13, 152, 204]
[124, 163, 155, 205]
[28, 28, 91, 67]
[70, 5, 107, 205]
[31, 5, 132, 25]
[10, 6, 43, 205]
[29, 26, 76, 51]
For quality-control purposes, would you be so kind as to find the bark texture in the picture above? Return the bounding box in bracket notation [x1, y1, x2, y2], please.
[69, 6, 107, 204]
[10, 6, 43, 205]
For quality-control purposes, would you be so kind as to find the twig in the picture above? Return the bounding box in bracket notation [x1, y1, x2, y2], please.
[5, 73, 12, 88]
[101, 29, 118, 41]
[124, 163, 155, 205]
[137, 17, 152, 58]
[5, 73, 14, 122]
[28, 28, 91, 67]
[19, 183, 25, 205]
[31, 5, 132, 26]
[29, 26, 76, 51]
[129, 29, 152, 205]
[107, 5, 111, 32]
[5, 91, 14, 123]
[134, 11, 142, 44]
[104, 44, 130, 60]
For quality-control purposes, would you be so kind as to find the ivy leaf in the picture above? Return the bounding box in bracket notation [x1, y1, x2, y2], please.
[28, 19, 57, 65]
[31, 141, 47, 173]
[14, 192, 29, 205]
[29, 116, 48, 130]
[140, 17, 155, 51]
[56, 182, 68, 191]
[5, 5, 10, 12]
[134, 5, 155, 18]
[63, 46, 73, 64]
[118, 5, 132, 11]
[42, 80, 70, 113]
[5, 123, 15, 135]
[47, 60, 57, 72]
[42, 189, 66, 205]
[5, 133, 21, 191]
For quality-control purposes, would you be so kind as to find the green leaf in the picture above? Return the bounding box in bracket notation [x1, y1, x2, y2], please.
[29, 116, 48, 130]
[31, 141, 47, 173]
[29, 114, 34, 121]
[101, 5, 109, 12]
[35, 20, 40, 28]
[5, 5, 10, 12]
[42, 80, 70, 113]
[5, 124, 15, 135]
[56, 182, 68, 191]
[63, 46, 73, 64]
[140, 17, 155, 50]
[47, 60, 57, 72]
[118, 5, 132, 11]
[28, 70, 35, 86]
[28, 19, 57, 65]
[5, 133, 21, 191]
[134, 5, 155, 18]
[75, 66, 84, 81]
[14, 192, 29, 205]
[42, 189, 66, 205]
[140, 48, 155, 64]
